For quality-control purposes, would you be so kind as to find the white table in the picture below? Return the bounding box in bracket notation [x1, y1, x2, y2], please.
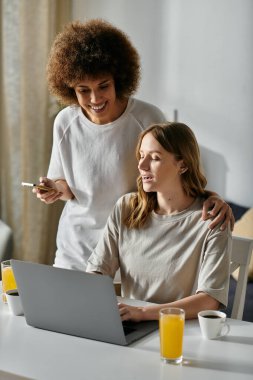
[0, 299, 253, 380]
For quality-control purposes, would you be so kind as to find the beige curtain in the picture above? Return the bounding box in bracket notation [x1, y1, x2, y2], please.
[0, 0, 72, 264]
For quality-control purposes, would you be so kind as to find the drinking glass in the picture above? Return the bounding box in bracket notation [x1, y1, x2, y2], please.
[1, 260, 17, 303]
[159, 307, 185, 364]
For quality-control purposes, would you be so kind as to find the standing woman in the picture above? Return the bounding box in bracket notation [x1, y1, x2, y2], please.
[87, 122, 232, 320]
[35, 19, 233, 270]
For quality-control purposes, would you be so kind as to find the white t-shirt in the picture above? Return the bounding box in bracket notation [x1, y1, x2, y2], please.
[87, 194, 232, 307]
[47, 97, 166, 270]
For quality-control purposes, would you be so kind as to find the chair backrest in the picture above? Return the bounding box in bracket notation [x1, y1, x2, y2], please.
[0, 220, 13, 262]
[230, 235, 253, 319]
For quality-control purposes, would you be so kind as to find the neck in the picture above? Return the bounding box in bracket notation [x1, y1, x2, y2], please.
[155, 190, 195, 215]
[109, 97, 128, 122]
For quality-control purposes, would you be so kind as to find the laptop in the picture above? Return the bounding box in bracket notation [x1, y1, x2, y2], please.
[11, 260, 158, 346]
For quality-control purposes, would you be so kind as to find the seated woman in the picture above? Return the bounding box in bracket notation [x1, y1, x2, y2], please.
[86, 122, 232, 321]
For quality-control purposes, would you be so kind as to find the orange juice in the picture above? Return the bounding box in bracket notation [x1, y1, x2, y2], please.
[1, 265, 17, 303]
[159, 309, 185, 363]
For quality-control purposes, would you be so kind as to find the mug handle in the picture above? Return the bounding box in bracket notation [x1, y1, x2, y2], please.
[219, 321, 230, 337]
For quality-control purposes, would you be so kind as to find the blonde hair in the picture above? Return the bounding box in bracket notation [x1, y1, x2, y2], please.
[125, 122, 207, 229]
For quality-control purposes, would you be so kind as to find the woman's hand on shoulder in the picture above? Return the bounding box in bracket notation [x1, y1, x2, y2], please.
[202, 193, 235, 231]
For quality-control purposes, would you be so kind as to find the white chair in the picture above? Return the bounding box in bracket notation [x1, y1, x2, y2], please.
[230, 235, 253, 320]
[0, 220, 13, 262]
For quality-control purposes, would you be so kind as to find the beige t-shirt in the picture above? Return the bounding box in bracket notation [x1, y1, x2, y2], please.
[87, 194, 232, 307]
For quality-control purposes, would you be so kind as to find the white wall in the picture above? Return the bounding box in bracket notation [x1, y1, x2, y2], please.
[72, 0, 253, 208]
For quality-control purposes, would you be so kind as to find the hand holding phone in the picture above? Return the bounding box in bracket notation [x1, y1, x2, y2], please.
[21, 182, 52, 192]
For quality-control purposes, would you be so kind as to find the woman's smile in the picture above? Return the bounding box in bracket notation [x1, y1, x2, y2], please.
[89, 101, 107, 113]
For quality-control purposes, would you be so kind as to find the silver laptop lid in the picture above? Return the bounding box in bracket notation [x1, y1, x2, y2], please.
[11, 260, 127, 345]
[11, 260, 158, 346]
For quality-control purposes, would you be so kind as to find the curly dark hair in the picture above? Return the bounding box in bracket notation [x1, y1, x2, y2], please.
[46, 19, 141, 105]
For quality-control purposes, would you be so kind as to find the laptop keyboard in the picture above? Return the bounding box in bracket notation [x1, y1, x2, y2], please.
[122, 321, 137, 336]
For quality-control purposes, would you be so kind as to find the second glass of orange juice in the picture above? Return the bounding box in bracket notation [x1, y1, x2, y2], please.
[159, 307, 185, 364]
[1, 260, 17, 303]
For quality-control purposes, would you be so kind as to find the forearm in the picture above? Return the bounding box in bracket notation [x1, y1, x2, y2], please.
[140, 293, 219, 321]
[54, 179, 74, 201]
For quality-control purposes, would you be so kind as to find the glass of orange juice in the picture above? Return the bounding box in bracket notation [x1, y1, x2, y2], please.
[159, 307, 185, 364]
[1, 260, 17, 304]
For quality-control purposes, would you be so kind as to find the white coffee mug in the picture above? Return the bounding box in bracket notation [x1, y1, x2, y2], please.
[6, 289, 24, 316]
[198, 310, 230, 339]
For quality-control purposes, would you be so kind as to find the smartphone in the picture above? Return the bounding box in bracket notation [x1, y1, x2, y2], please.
[21, 182, 52, 192]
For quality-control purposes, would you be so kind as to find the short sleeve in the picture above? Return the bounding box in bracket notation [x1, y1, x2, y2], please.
[197, 226, 232, 308]
[86, 197, 124, 277]
[47, 115, 65, 180]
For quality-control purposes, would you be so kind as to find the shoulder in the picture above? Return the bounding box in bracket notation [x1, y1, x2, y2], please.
[194, 198, 232, 241]
[112, 193, 136, 218]
[115, 192, 136, 209]
[53, 106, 80, 134]
[129, 98, 166, 126]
